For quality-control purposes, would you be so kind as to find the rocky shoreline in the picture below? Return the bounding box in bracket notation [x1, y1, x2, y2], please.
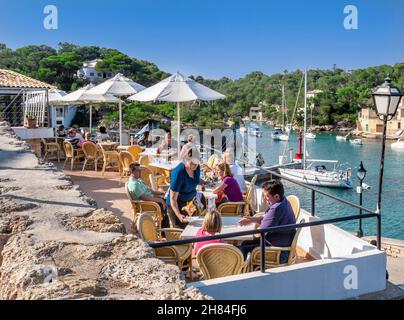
[0, 122, 207, 300]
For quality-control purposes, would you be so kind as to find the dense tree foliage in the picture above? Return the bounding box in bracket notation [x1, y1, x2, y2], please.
[0, 42, 403, 128]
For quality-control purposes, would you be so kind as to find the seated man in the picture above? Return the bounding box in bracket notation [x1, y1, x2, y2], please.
[238, 180, 296, 264]
[127, 163, 169, 228]
[157, 132, 178, 158]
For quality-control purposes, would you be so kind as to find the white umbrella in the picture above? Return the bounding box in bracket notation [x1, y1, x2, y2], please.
[53, 84, 122, 132]
[128, 72, 226, 158]
[87, 73, 146, 144]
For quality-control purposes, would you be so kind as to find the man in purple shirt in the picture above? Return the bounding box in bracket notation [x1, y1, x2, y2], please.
[238, 180, 296, 263]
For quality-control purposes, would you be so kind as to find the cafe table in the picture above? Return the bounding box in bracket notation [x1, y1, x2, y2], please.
[180, 216, 256, 241]
[148, 159, 181, 172]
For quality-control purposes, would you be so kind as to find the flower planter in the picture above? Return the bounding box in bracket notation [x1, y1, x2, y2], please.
[25, 118, 37, 129]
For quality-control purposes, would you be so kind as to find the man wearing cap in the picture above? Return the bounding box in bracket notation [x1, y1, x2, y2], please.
[167, 146, 205, 228]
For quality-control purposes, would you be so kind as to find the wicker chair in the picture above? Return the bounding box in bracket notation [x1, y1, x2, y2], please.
[82, 142, 103, 171]
[41, 138, 61, 162]
[286, 195, 301, 221]
[63, 141, 84, 170]
[248, 219, 305, 271]
[100, 144, 121, 175]
[139, 154, 151, 166]
[119, 151, 135, 184]
[140, 165, 154, 189]
[201, 154, 218, 173]
[125, 181, 164, 234]
[197, 243, 248, 280]
[137, 213, 193, 278]
[217, 174, 258, 217]
[127, 145, 143, 161]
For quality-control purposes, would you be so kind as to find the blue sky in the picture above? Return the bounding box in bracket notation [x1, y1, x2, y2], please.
[0, 0, 403, 79]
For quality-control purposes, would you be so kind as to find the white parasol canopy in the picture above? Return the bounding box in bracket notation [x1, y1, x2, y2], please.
[128, 72, 226, 158]
[53, 84, 122, 132]
[87, 73, 146, 144]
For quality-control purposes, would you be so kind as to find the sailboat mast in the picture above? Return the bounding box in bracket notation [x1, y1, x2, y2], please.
[282, 85, 285, 129]
[303, 69, 307, 170]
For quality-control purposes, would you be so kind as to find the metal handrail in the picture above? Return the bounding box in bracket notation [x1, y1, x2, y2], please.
[146, 155, 381, 273]
[148, 213, 377, 248]
[148, 212, 379, 273]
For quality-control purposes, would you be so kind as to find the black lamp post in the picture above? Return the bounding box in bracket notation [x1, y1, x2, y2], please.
[372, 77, 403, 249]
[356, 161, 367, 238]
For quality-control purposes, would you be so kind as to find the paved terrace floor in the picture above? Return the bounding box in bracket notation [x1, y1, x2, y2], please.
[58, 164, 134, 232]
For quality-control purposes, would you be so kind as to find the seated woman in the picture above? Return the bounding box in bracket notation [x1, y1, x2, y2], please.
[66, 129, 83, 149]
[167, 146, 205, 229]
[194, 210, 223, 255]
[212, 162, 244, 205]
[96, 126, 111, 142]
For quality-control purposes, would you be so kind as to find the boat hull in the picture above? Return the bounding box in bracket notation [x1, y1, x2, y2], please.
[279, 168, 352, 188]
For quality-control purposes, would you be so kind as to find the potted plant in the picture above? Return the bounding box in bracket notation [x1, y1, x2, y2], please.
[25, 114, 37, 128]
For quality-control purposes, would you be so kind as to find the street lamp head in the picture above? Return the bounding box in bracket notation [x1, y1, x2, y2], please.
[357, 161, 367, 181]
[372, 77, 403, 118]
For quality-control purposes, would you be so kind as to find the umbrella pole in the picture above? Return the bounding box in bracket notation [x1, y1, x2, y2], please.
[119, 101, 122, 146]
[89, 104, 92, 134]
[177, 102, 181, 160]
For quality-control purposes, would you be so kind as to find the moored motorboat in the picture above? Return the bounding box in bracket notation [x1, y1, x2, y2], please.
[350, 138, 363, 145]
[272, 127, 283, 140]
[305, 132, 316, 139]
[336, 135, 348, 141]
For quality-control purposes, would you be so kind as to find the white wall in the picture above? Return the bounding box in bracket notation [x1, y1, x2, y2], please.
[190, 250, 386, 300]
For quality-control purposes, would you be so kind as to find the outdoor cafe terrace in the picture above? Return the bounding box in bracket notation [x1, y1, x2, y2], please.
[46, 141, 386, 300]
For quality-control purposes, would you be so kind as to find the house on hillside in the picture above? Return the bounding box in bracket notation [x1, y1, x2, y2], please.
[249, 105, 263, 121]
[357, 97, 404, 136]
[76, 59, 114, 84]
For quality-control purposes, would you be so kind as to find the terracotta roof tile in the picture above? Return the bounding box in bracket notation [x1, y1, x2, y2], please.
[0, 69, 54, 89]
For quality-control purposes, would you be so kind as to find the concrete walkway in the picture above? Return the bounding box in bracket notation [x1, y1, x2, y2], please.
[59, 165, 134, 232]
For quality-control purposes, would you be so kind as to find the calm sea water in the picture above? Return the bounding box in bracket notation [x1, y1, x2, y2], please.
[248, 123, 404, 240]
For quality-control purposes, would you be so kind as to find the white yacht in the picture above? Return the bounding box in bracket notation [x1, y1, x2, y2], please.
[305, 132, 316, 139]
[279, 164, 352, 188]
[278, 70, 352, 189]
[271, 127, 283, 140]
[248, 125, 263, 137]
[336, 135, 348, 141]
[350, 138, 363, 145]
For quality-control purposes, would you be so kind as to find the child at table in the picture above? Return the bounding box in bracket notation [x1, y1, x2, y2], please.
[194, 210, 223, 255]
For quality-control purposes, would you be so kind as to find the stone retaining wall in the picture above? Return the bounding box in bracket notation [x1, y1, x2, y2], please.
[0, 122, 207, 300]
[363, 236, 404, 258]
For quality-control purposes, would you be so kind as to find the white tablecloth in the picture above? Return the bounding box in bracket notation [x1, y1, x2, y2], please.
[181, 217, 256, 241]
